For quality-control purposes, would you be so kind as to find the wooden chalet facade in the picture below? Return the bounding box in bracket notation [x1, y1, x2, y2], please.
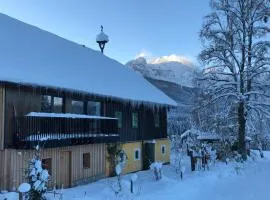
[0, 14, 176, 191]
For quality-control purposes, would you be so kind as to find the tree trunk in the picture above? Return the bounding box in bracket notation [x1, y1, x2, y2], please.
[238, 102, 247, 159]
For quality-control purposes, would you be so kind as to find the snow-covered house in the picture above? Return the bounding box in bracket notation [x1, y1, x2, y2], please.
[0, 13, 176, 190]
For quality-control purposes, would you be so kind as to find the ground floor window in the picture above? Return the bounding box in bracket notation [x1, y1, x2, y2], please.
[134, 148, 141, 161]
[161, 144, 166, 155]
[42, 158, 52, 175]
[83, 153, 91, 168]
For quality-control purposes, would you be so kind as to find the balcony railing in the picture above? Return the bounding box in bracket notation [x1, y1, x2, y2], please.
[14, 114, 119, 149]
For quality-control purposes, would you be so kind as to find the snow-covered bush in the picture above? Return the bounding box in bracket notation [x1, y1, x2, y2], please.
[172, 148, 186, 179]
[233, 152, 245, 175]
[106, 143, 123, 176]
[150, 162, 163, 181]
[26, 147, 49, 200]
[113, 150, 127, 194]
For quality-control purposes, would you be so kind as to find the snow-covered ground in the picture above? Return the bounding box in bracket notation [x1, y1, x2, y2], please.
[1, 151, 270, 200]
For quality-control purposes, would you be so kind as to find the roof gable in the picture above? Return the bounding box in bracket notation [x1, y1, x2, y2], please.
[0, 13, 176, 106]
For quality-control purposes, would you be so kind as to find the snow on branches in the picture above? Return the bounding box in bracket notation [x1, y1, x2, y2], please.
[25, 146, 49, 200]
[198, 0, 270, 159]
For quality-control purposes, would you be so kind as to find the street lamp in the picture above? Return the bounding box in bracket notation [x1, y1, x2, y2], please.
[96, 25, 109, 54]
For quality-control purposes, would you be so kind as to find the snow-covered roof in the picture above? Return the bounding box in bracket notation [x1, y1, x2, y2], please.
[0, 14, 176, 106]
[26, 112, 117, 120]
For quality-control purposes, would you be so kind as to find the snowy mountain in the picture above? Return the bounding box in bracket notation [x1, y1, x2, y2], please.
[126, 55, 197, 88]
[126, 55, 200, 135]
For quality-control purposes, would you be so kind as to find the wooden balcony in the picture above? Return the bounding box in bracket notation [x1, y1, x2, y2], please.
[14, 113, 119, 149]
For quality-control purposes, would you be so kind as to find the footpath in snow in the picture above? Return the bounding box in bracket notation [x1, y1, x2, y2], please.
[1, 151, 270, 200]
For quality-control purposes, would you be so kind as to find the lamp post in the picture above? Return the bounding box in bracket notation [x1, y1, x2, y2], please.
[96, 25, 109, 54]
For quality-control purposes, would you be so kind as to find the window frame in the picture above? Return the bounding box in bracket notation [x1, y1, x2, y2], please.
[82, 152, 91, 169]
[161, 144, 166, 155]
[41, 95, 53, 113]
[71, 100, 85, 114]
[134, 148, 141, 161]
[115, 111, 123, 128]
[53, 97, 63, 113]
[132, 112, 138, 128]
[87, 101, 101, 116]
[41, 95, 64, 113]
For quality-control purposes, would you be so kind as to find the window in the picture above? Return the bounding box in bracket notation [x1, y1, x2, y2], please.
[41, 95, 52, 112]
[42, 158, 52, 175]
[83, 153, 91, 168]
[154, 113, 160, 128]
[115, 111, 122, 128]
[53, 97, 63, 113]
[41, 96, 63, 113]
[87, 101, 101, 116]
[132, 113, 138, 128]
[72, 100, 84, 114]
[134, 148, 140, 161]
[161, 145, 166, 155]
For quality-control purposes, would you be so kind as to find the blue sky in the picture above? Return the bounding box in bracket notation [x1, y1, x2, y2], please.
[0, 0, 210, 64]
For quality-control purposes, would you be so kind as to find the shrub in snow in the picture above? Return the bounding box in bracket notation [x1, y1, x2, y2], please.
[258, 142, 264, 158]
[106, 143, 123, 176]
[150, 162, 163, 181]
[233, 151, 245, 175]
[113, 150, 127, 194]
[25, 147, 49, 200]
[172, 148, 186, 179]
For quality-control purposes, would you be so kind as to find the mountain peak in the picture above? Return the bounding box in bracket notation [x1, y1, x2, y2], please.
[148, 54, 194, 66]
[126, 55, 198, 87]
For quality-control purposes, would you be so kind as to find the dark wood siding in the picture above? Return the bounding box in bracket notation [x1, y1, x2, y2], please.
[3, 83, 168, 148]
[104, 102, 167, 142]
[5, 86, 41, 147]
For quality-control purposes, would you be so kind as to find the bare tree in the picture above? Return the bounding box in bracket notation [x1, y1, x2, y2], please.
[199, 0, 270, 159]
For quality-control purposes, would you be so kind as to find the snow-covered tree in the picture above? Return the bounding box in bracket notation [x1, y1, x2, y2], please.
[26, 146, 49, 200]
[199, 0, 270, 159]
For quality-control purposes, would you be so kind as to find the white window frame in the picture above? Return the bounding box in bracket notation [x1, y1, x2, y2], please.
[161, 144, 166, 155]
[134, 148, 141, 161]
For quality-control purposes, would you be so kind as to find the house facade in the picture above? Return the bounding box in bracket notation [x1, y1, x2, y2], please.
[0, 13, 176, 190]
